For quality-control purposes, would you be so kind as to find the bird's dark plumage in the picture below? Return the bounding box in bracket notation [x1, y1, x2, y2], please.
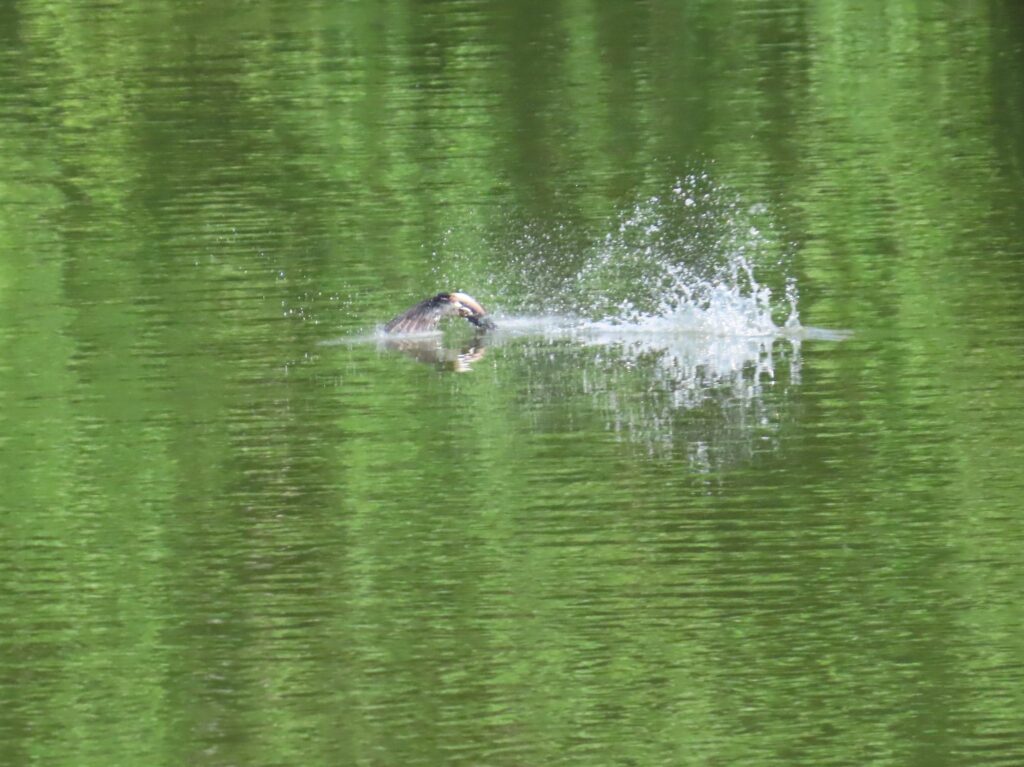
[384, 292, 494, 334]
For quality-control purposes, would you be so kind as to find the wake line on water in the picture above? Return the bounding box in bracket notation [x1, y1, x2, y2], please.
[478, 315, 849, 342]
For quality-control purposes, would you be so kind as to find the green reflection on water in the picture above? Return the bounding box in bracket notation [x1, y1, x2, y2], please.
[2, 1, 1023, 766]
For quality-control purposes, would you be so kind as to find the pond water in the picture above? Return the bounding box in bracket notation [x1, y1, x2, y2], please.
[2, 2, 1023, 766]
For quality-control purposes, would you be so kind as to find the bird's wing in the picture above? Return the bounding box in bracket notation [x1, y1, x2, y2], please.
[384, 296, 451, 333]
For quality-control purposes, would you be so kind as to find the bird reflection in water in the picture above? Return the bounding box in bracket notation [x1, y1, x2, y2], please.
[382, 336, 489, 373]
[382, 291, 494, 372]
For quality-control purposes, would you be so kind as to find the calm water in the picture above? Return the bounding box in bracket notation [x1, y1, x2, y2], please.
[2, 2, 1024, 765]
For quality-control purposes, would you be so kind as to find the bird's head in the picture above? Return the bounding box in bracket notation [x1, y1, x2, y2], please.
[446, 292, 495, 331]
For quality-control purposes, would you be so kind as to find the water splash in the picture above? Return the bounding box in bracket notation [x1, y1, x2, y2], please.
[326, 178, 849, 463]
[440, 174, 808, 340]
[569, 175, 796, 335]
[432, 177, 843, 460]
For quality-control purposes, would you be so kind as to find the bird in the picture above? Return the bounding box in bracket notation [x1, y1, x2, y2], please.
[384, 292, 495, 334]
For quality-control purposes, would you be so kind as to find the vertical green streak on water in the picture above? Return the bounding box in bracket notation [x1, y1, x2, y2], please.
[787, 4, 1024, 762]
[2, 6, 165, 761]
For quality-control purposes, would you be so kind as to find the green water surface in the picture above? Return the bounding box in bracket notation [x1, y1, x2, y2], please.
[2, 2, 1023, 766]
